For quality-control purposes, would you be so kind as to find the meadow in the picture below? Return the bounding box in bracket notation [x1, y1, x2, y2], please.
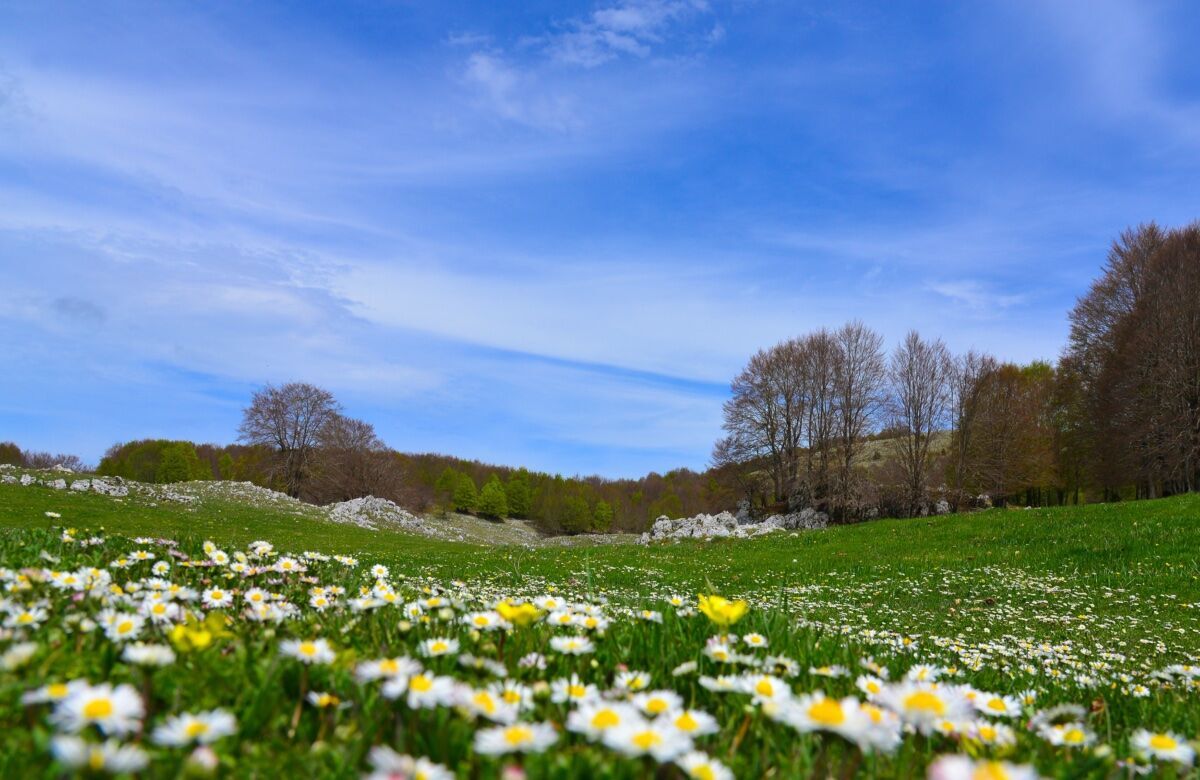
[0, 475, 1197, 778]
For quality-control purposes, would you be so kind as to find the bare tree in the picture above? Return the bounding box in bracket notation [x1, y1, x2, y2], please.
[948, 349, 997, 507]
[801, 329, 839, 507]
[832, 321, 887, 519]
[887, 331, 952, 516]
[309, 414, 399, 503]
[713, 340, 807, 505]
[238, 382, 342, 497]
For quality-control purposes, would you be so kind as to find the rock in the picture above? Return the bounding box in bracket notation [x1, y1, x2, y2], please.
[70, 479, 91, 492]
[735, 499, 753, 525]
[90, 479, 129, 497]
[643, 508, 827, 542]
[328, 495, 426, 533]
[52, 464, 74, 473]
[19, 474, 35, 486]
[44, 478, 68, 490]
[0, 475, 14, 484]
[934, 499, 951, 515]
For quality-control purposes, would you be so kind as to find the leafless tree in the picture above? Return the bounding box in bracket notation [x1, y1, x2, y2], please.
[238, 382, 342, 497]
[888, 331, 952, 516]
[801, 329, 839, 506]
[309, 414, 399, 503]
[832, 321, 886, 518]
[947, 349, 997, 507]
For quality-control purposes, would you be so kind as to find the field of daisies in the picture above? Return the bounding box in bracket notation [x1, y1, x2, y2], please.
[1, 480, 1199, 778]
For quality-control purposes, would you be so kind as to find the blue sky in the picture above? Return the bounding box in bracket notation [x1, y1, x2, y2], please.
[2, 1, 1199, 476]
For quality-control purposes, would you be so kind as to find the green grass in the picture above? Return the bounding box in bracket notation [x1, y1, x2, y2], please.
[1, 477, 1198, 777]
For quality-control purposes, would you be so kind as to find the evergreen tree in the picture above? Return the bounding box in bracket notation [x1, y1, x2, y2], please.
[505, 469, 532, 517]
[155, 445, 191, 484]
[592, 500, 614, 532]
[435, 467, 461, 505]
[218, 453, 235, 480]
[452, 473, 478, 513]
[478, 475, 509, 519]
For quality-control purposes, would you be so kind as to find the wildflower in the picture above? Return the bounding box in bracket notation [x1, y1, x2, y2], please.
[357, 656, 421, 683]
[810, 665, 849, 678]
[1, 641, 38, 670]
[663, 708, 720, 738]
[973, 693, 1021, 719]
[567, 701, 641, 740]
[697, 594, 748, 628]
[677, 751, 734, 780]
[457, 687, 518, 724]
[364, 747, 454, 780]
[419, 637, 460, 658]
[1042, 722, 1097, 748]
[1131, 729, 1195, 765]
[152, 709, 237, 746]
[928, 755, 1038, 780]
[474, 722, 558, 755]
[856, 675, 886, 698]
[738, 673, 792, 705]
[633, 690, 684, 717]
[22, 680, 86, 706]
[122, 643, 177, 667]
[489, 680, 534, 712]
[306, 692, 344, 709]
[550, 675, 600, 704]
[971, 722, 1017, 747]
[280, 638, 336, 665]
[389, 670, 455, 709]
[102, 613, 145, 643]
[877, 682, 972, 735]
[780, 692, 868, 742]
[603, 719, 693, 762]
[549, 636, 594, 655]
[462, 611, 508, 631]
[51, 736, 149, 774]
[496, 600, 541, 628]
[742, 633, 768, 648]
[614, 670, 652, 693]
[52, 683, 145, 736]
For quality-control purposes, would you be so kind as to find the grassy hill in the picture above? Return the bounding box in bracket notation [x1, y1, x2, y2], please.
[1, 472, 1198, 776]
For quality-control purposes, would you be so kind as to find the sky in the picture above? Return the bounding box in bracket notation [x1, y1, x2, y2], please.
[2, 1, 1199, 477]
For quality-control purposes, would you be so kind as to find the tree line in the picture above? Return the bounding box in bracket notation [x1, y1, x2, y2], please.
[715, 222, 1200, 520]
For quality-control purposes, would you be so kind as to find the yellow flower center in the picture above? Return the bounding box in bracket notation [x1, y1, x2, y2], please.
[298, 642, 317, 657]
[1150, 734, 1178, 751]
[48, 683, 69, 699]
[903, 690, 946, 715]
[646, 698, 669, 715]
[971, 763, 1012, 780]
[185, 721, 209, 738]
[431, 641, 448, 653]
[117, 620, 134, 634]
[979, 725, 997, 740]
[592, 709, 620, 729]
[472, 692, 496, 713]
[632, 730, 662, 750]
[986, 698, 1006, 712]
[380, 659, 399, 674]
[568, 684, 587, 698]
[83, 698, 114, 719]
[675, 712, 699, 731]
[1062, 728, 1086, 744]
[503, 725, 532, 745]
[808, 698, 846, 726]
[88, 749, 105, 771]
[692, 766, 716, 780]
[474, 616, 490, 626]
[410, 675, 432, 693]
[755, 679, 775, 697]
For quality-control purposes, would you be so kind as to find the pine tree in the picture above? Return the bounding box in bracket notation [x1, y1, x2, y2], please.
[505, 469, 532, 517]
[452, 473, 478, 513]
[435, 467, 461, 505]
[478, 475, 509, 519]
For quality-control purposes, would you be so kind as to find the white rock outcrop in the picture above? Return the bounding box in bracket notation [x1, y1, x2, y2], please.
[641, 508, 828, 543]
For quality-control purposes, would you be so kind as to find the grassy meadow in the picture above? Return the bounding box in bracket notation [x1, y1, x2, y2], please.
[0, 475, 1197, 777]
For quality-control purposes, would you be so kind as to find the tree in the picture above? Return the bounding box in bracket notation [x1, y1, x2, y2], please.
[155, 444, 192, 484]
[478, 475, 509, 519]
[505, 469, 532, 517]
[887, 331, 952, 516]
[947, 350, 997, 507]
[832, 321, 887, 519]
[0, 442, 21, 466]
[452, 473, 478, 513]
[238, 382, 342, 497]
[592, 499, 614, 531]
[218, 453, 235, 481]
[309, 414, 397, 504]
[561, 495, 592, 534]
